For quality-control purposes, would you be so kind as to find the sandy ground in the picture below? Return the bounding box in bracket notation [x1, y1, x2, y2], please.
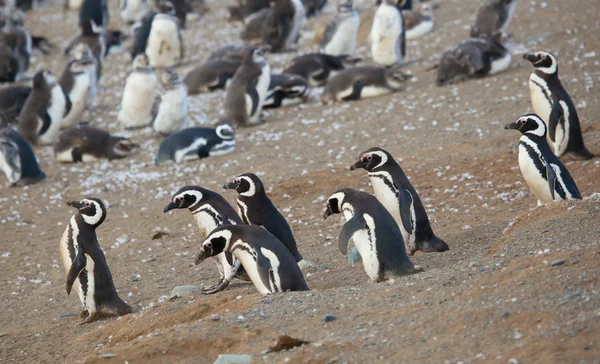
[1, 0, 599, 363]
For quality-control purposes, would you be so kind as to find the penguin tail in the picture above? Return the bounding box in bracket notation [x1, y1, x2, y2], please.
[423, 236, 449, 253]
[568, 146, 594, 161]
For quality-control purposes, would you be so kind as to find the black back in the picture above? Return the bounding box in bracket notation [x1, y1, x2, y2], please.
[155, 126, 228, 165]
[131, 12, 156, 59]
[79, 0, 109, 28]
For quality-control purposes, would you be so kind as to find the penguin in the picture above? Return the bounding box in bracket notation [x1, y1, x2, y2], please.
[1, 9, 31, 80]
[163, 185, 248, 294]
[241, 7, 272, 42]
[264, 73, 309, 108]
[370, 0, 405, 67]
[145, 1, 184, 68]
[436, 36, 511, 86]
[0, 119, 45, 186]
[196, 225, 309, 294]
[130, 10, 156, 60]
[471, 0, 519, 39]
[349, 147, 449, 256]
[0, 41, 19, 83]
[162, 0, 191, 28]
[117, 54, 158, 129]
[319, 1, 360, 56]
[0, 84, 31, 124]
[403, 2, 435, 40]
[54, 123, 138, 163]
[223, 173, 304, 263]
[153, 68, 188, 136]
[505, 114, 582, 206]
[261, 0, 306, 52]
[283, 52, 358, 87]
[223, 46, 270, 127]
[183, 59, 241, 94]
[302, 0, 326, 17]
[155, 123, 235, 165]
[120, 0, 148, 25]
[321, 65, 409, 103]
[60, 198, 132, 324]
[59, 44, 97, 129]
[79, 0, 109, 30]
[323, 188, 419, 282]
[207, 43, 253, 63]
[104, 30, 128, 56]
[18, 70, 69, 146]
[65, 0, 84, 10]
[227, 0, 269, 22]
[523, 51, 593, 160]
[64, 19, 106, 81]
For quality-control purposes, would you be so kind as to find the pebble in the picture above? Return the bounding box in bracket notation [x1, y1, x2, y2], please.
[132, 274, 142, 282]
[60, 313, 78, 319]
[297, 259, 315, 272]
[213, 354, 252, 364]
[322, 314, 336, 323]
[98, 353, 117, 358]
[169, 285, 200, 298]
[347, 248, 362, 265]
[551, 259, 565, 267]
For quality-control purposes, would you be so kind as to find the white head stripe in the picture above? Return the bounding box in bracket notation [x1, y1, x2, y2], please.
[371, 151, 388, 169]
[205, 229, 233, 250]
[81, 200, 103, 225]
[178, 190, 203, 209]
[239, 176, 256, 197]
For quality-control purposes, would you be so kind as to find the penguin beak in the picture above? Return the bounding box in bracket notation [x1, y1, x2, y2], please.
[323, 205, 333, 219]
[223, 181, 237, 190]
[195, 248, 209, 265]
[504, 122, 519, 130]
[523, 53, 539, 63]
[163, 202, 177, 213]
[349, 160, 367, 171]
[66, 200, 84, 209]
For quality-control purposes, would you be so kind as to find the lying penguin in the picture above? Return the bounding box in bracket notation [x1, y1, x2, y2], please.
[264, 73, 309, 109]
[0, 119, 45, 186]
[283, 53, 359, 87]
[321, 66, 410, 103]
[183, 59, 241, 94]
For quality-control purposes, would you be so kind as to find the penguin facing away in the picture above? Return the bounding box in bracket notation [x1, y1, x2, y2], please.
[319, 1, 360, 56]
[264, 73, 309, 109]
[60, 198, 132, 324]
[196, 225, 309, 294]
[118, 54, 158, 129]
[370, 0, 405, 67]
[59, 43, 97, 128]
[471, 0, 519, 39]
[145, 2, 184, 68]
[0, 120, 45, 186]
[283, 53, 357, 87]
[153, 68, 188, 136]
[505, 114, 581, 206]
[155, 123, 236, 165]
[323, 188, 419, 282]
[79, 0, 109, 30]
[350, 147, 449, 256]
[184, 59, 241, 94]
[523, 51, 593, 160]
[163, 185, 249, 294]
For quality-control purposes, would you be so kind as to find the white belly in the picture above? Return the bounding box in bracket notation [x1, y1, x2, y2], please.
[233, 247, 271, 294]
[83, 253, 97, 313]
[360, 85, 393, 99]
[55, 147, 75, 162]
[552, 100, 570, 157]
[489, 52, 511, 75]
[342, 210, 380, 281]
[323, 14, 360, 56]
[405, 19, 433, 39]
[518, 143, 553, 205]
[250, 64, 270, 121]
[118, 72, 157, 129]
[370, 4, 402, 66]
[0, 145, 20, 184]
[68, 0, 83, 9]
[174, 137, 207, 163]
[528, 74, 553, 124]
[153, 86, 188, 135]
[146, 17, 182, 68]
[62, 74, 91, 128]
[59, 219, 87, 307]
[38, 85, 67, 145]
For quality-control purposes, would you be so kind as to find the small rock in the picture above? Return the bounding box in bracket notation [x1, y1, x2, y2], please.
[551, 259, 565, 267]
[98, 353, 117, 358]
[132, 274, 141, 282]
[0, 332, 6, 338]
[266, 335, 310, 353]
[347, 247, 362, 265]
[508, 359, 519, 364]
[152, 231, 171, 240]
[213, 354, 252, 364]
[169, 285, 199, 298]
[322, 314, 336, 323]
[60, 313, 78, 318]
[297, 259, 315, 272]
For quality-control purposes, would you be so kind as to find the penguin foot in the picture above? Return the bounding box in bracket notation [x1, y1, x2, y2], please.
[78, 312, 98, 325]
[201, 279, 230, 294]
[79, 310, 89, 318]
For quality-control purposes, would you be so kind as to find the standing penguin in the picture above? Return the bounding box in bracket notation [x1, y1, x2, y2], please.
[60, 198, 132, 324]
[145, 1, 184, 68]
[164, 186, 248, 294]
[0, 120, 45, 186]
[64, 19, 106, 80]
[264, 73, 309, 108]
[323, 188, 419, 281]
[1, 9, 31, 80]
[153, 69, 188, 135]
[524, 51, 593, 160]
[120, 0, 148, 25]
[223, 173, 304, 263]
[350, 147, 449, 256]
[370, 0, 405, 67]
[196, 225, 309, 294]
[223, 47, 270, 127]
[319, 0, 360, 56]
[505, 114, 581, 205]
[283, 52, 356, 86]
[471, 0, 519, 39]
[79, 0, 109, 30]
[18, 70, 69, 146]
[59, 44, 97, 128]
[261, 0, 306, 52]
[118, 54, 158, 129]
[183, 59, 241, 94]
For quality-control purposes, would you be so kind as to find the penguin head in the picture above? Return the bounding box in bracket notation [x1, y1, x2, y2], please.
[66, 198, 107, 227]
[164, 186, 207, 212]
[32, 70, 53, 88]
[109, 137, 138, 159]
[73, 44, 95, 65]
[223, 173, 264, 197]
[196, 227, 232, 264]
[132, 54, 151, 70]
[245, 46, 269, 65]
[215, 122, 235, 140]
[350, 147, 392, 172]
[523, 51, 557, 75]
[323, 189, 354, 219]
[160, 68, 181, 87]
[436, 48, 471, 86]
[384, 67, 411, 90]
[504, 114, 547, 137]
[157, 0, 176, 15]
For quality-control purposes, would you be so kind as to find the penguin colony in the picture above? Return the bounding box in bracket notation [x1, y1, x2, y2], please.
[0, 0, 596, 325]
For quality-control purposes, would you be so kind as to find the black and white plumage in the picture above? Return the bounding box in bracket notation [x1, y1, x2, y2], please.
[436, 36, 511, 86]
[154, 123, 235, 165]
[349, 147, 449, 256]
[183, 59, 241, 94]
[370, 0, 405, 67]
[79, 0, 109, 30]
[321, 66, 409, 103]
[223, 173, 304, 263]
[54, 123, 138, 163]
[130, 11, 155, 59]
[59, 44, 97, 128]
[264, 73, 309, 109]
[153, 69, 188, 136]
[196, 225, 309, 294]
[64, 19, 106, 80]
[118, 54, 158, 129]
[283, 53, 356, 87]
[402, 2, 435, 40]
[120, 0, 148, 25]
[319, 2, 359, 56]
[323, 188, 418, 282]
[470, 0, 519, 39]
[302, 0, 326, 17]
[524, 51, 593, 160]
[261, 0, 306, 52]
[60, 198, 131, 324]
[164, 186, 249, 294]
[0, 121, 45, 186]
[505, 114, 582, 206]
[0, 85, 31, 124]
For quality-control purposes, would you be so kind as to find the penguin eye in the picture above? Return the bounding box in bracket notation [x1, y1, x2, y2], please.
[366, 155, 372, 161]
[235, 178, 241, 184]
[84, 201, 90, 207]
[205, 241, 212, 249]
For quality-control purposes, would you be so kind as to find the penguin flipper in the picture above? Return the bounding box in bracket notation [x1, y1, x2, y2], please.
[545, 162, 558, 201]
[341, 80, 365, 101]
[66, 249, 87, 295]
[63, 94, 72, 118]
[338, 214, 367, 255]
[37, 110, 52, 135]
[245, 84, 259, 117]
[395, 183, 414, 235]
[547, 101, 564, 143]
[255, 250, 274, 293]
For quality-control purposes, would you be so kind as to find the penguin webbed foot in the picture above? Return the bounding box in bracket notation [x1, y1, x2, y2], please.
[201, 279, 230, 294]
[77, 311, 99, 325]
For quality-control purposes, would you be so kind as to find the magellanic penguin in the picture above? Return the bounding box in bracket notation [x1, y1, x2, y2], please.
[524, 51, 593, 160]
[283, 52, 358, 87]
[0, 119, 45, 186]
[153, 68, 188, 136]
[471, 0, 519, 39]
[117, 54, 158, 129]
[59, 44, 97, 128]
[370, 0, 405, 67]
[54, 123, 138, 163]
[0, 84, 31, 124]
[196, 225, 309, 294]
[264, 73, 309, 109]
[145, 1, 184, 68]
[321, 65, 409, 103]
[184, 59, 241, 94]
[0, 9, 31, 80]
[319, 1, 360, 56]
[349, 147, 449, 256]
[403, 2, 435, 40]
[120, 0, 148, 25]
[223, 173, 304, 263]
[60, 198, 132, 324]
[79, 0, 109, 30]
[505, 114, 581, 206]
[64, 19, 106, 81]
[155, 123, 236, 165]
[436, 36, 511, 86]
[223, 46, 270, 127]
[323, 188, 420, 282]
[164, 186, 249, 294]
[18, 70, 69, 146]
[261, 0, 306, 52]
